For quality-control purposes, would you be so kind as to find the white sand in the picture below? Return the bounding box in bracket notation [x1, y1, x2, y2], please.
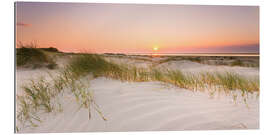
[106, 57, 153, 68]
[156, 60, 259, 77]
[107, 57, 259, 77]
[16, 57, 259, 133]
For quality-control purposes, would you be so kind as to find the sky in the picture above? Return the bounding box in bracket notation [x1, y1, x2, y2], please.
[16, 2, 259, 53]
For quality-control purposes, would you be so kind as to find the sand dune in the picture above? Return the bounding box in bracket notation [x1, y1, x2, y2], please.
[16, 56, 259, 133]
[18, 77, 259, 133]
[106, 56, 259, 77]
[156, 60, 259, 77]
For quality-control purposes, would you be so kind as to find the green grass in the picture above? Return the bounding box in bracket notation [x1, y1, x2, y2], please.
[230, 59, 259, 68]
[39, 47, 60, 52]
[150, 69, 164, 82]
[70, 79, 107, 121]
[157, 56, 259, 68]
[16, 55, 109, 130]
[16, 47, 49, 66]
[16, 77, 57, 128]
[157, 56, 201, 65]
[67, 54, 151, 82]
[16, 53, 259, 131]
[67, 54, 120, 77]
[16, 95, 41, 128]
[230, 59, 244, 67]
[183, 57, 202, 63]
[16, 44, 57, 69]
[68, 54, 259, 95]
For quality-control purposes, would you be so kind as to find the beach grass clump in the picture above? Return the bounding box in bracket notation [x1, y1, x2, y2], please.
[249, 79, 260, 92]
[67, 54, 121, 77]
[156, 56, 259, 68]
[68, 54, 260, 94]
[16, 96, 41, 128]
[130, 67, 150, 82]
[17, 67, 107, 130]
[151, 69, 164, 82]
[67, 54, 147, 82]
[165, 70, 199, 90]
[167, 70, 187, 88]
[39, 47, 60, 53]
[55, 56, 109, 118]
[198, 72, 259, 95]
[17, 55, 108, 129]
[16, 44, 57, 69]
[230, 59, 244, 67]
[16, 77, 59, 128]
[146, 68, 260, 96]
[215, 72, 241, 91]
[16, 46, 49, 66]
[50, 66, 108, 121]
[229, 59, 259, 68]
[184, 57, 202, 63]
[70, 79, 107, 121]
[21, 78, 54, 113]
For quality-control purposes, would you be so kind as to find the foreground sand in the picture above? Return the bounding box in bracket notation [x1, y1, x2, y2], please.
[16, 56, 259, 132]
[18, 77, 259, 132]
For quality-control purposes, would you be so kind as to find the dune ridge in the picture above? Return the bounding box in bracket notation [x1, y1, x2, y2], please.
[16, 54, 259, 133]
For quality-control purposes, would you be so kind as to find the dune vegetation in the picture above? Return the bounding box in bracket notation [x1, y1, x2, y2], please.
[156, 56, 259, 68]
[16, 53, 259, 131]
[69, 54, 259, 93]
[16, 43, 57, 69]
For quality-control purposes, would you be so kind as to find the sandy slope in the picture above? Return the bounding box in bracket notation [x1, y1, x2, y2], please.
[16, 68, 56, 96]
[16, 56, 259, 133]
[156, 60, 259, 77]
[18, 77, 259, 133]
[106, 57, 259, 77]
[106, 57, 153, 68]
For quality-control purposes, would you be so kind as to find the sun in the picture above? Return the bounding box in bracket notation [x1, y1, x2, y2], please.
[153, 46, 159, 51]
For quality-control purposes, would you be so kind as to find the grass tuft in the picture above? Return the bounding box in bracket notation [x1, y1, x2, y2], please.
[16, 43, 57, 69]
[16, 53, 259, 131]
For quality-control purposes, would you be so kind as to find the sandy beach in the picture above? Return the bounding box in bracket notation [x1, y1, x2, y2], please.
[16, 55, 259, 133]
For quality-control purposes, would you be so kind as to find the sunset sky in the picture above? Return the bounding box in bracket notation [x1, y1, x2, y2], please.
[16, 2, 259, 53]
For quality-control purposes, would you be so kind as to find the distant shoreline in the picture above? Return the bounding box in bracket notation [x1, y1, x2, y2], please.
[105, 53, 260, 57]
[15, 47, 259, 56]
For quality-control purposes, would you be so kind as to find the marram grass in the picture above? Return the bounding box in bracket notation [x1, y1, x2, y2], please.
[68, 54, 259, 94]
[16, 53, 259, 131]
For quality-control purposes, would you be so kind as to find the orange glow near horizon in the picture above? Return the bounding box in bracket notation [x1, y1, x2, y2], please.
[16, 2, 259, 53]
[153, 46, 159, 51]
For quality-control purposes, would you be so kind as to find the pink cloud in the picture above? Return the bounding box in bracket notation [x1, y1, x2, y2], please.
[16, 22, 31, 27]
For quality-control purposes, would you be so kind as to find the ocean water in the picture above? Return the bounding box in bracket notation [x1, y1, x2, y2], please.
[124, 53, 259, 56]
